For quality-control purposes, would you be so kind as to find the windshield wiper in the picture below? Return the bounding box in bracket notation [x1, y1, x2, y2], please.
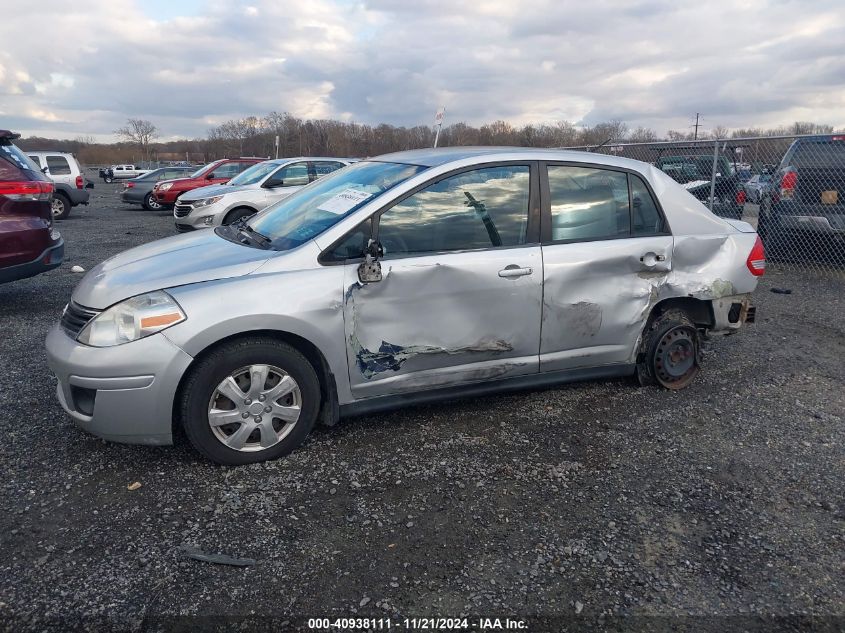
[237, 223, 272, 248]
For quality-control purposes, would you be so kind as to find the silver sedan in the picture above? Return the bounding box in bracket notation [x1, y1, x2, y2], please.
[46, 148, 765, 465]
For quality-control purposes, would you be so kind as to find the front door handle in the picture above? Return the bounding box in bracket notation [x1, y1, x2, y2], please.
[498, 265, 533, 278]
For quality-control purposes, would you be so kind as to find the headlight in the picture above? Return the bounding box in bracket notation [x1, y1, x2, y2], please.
[193, 195, 223, 208]
[77, 291, 186, 347]
[159, 182, 173, 191]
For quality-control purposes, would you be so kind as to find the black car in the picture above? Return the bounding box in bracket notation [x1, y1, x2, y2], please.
[760, 135, 845, 260]
[655, 154, 746, 220]
[120, 167, 195, 210]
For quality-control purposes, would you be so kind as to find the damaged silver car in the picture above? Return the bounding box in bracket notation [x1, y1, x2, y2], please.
[45, 148, 765, 465]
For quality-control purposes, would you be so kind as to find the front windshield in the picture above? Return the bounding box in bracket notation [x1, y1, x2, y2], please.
[191, 162, 215, 178]
[249, 161, 426, 250]
[228, 161, 279, 186]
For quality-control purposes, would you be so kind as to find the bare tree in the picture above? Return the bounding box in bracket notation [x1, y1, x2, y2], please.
[114, 119, 158, 163]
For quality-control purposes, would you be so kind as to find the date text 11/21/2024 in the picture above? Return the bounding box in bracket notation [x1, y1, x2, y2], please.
[307, 617, 528, 630]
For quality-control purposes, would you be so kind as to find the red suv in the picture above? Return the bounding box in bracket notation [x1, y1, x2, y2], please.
[151, 158, 264, 208]
[0, 130, 64, 283]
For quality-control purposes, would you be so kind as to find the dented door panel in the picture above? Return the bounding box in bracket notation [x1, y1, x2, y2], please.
[343, 247, 543, 398]
[540, 236, 674, 371]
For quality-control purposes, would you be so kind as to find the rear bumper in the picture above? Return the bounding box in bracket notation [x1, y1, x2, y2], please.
[120, 190, 147, 204]
[0, 238, 64, 283]
[66, 188, 90, 207]
[769, 202, 845, 234]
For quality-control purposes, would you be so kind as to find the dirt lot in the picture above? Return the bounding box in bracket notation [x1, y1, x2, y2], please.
[0, 184, 843, 632]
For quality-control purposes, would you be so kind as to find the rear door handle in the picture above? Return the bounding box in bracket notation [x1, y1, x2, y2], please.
[639, 252, 667, 266]
[498, 265, 533, 278]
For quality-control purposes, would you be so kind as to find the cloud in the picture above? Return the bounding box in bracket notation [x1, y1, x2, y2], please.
[0, 0, 842, 140]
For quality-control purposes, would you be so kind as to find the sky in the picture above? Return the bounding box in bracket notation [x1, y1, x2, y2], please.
[1, 0, 843, 141]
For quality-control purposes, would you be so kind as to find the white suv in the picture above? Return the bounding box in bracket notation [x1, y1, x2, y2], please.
[173, 157, 352, 231]
[27, 151, 90, 220]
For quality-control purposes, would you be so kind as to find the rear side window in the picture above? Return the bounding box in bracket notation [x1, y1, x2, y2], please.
[209, 162, 241, 179]
[313, 161, 346, 177]
[789, 140, 845, 168]
[46, 155, 72, 175]
[630, 174, 665, 235]
[1, 143, 42, 180]
[547, 166, 630, 242]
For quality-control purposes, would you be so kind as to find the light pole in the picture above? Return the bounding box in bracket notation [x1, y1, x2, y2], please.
[433, 107, 446, 148]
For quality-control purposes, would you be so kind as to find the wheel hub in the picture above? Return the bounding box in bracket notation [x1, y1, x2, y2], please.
[653, 326, 699, 389]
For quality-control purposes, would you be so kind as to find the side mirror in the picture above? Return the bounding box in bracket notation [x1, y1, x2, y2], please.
[357, 239, 383, 283]
[263, 178, 283, 188]
[85, 182, 94, 189]
[41, 166, 49, 174]
[206, 172, 215, 179]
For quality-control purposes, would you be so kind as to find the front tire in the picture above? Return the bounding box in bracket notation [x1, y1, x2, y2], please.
[51, 194, 71, 220]
[179, 337, 321, 465]
[223, 207, 256, 225]
[104, 176, 113, 184]
[143, 192, 162, 211]
[637, 309, 701, 390]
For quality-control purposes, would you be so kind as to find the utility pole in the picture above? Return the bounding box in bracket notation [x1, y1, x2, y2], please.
[693, 113, 701, 140]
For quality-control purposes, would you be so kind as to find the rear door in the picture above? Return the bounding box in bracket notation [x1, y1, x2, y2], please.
[341, 162, 543, 398]
[539, 162, 673, 371]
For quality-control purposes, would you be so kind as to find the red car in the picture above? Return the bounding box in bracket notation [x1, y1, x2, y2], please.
[151, 158, 264, 207]
[0, 130, 64, 283]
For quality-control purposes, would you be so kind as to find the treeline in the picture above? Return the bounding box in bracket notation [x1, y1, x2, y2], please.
[16, 113, 837, 166]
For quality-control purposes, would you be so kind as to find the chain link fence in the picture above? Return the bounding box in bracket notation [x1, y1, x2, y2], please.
[565, 134, 845, 276]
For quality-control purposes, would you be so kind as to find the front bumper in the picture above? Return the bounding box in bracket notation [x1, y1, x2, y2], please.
[45, 324, 194, 445]
[0, 238, 64, 283]
[173, 201, 224, 230]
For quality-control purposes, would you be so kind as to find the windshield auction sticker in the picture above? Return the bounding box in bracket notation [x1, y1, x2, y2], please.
[317, 188, 372, 214]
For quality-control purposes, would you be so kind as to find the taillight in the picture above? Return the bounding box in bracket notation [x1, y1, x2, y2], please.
[736, 189, 747, 205]
[75, 175, 83, 189]
[746, 235, 766, 276]
[780, 171, 797, 200]
[0, 181, 54, 201]
[125, 182, 134, 188]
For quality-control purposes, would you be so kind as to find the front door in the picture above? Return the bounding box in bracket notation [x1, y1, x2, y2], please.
[539, 162, 674, 371]
[343, 163, 543, 398]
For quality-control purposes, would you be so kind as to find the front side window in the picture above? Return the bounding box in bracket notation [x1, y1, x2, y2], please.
[547, 166, 630, 242]
[313, 161, 346, 177]
[228, 161, 278, 186]
[376, 165, 531, 256]
[247, 160, 426, 250]
[272, 162, 310, 187]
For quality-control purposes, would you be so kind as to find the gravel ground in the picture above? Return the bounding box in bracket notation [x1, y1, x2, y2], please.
[0, 185, 843, 632]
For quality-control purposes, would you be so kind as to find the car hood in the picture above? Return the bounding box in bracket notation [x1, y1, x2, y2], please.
[180, 182, 257, 200]
[72, 230, 272, 309]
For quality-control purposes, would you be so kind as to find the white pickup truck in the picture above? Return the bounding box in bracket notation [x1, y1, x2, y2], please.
[99, 164, 152, 183]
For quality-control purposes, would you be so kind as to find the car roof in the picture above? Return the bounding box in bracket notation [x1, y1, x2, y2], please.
[27, 150, 75, 156]
[371, 146, 656, 171]
[261, 157, 353, 165]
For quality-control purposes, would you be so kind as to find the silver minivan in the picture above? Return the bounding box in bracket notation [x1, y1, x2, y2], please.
[46, 148, 765, 465]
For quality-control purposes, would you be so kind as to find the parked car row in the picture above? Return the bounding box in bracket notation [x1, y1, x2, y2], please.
[116, 155, 354, 231]
[655, 153, 746, 219]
